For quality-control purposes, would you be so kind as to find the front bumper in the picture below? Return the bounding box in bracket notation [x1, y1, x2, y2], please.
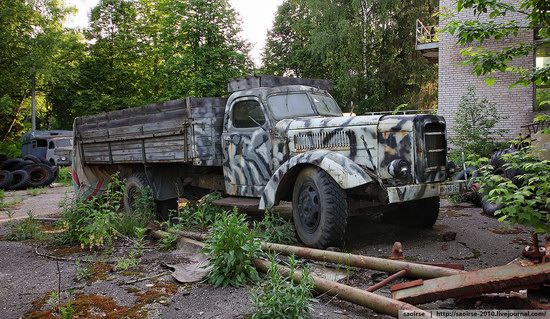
[386, 180, 466, 204]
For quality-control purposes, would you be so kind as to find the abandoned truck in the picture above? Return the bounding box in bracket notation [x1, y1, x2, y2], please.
[73, 76, 465, 248]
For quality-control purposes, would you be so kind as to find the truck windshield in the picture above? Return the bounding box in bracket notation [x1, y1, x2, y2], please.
[268, 92, 342, 120]
[55, 139, 72, 147]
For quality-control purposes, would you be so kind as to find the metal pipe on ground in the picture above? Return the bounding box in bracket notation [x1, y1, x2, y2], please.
[169, 231, 464, 279]
[253, 259, 432, 318]
[153, 231, 432, 318]
[262, 242, 464, 279]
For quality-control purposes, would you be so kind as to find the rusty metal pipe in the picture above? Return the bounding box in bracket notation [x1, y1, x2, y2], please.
[262, 242, 464, 279]
[254, 259, 431, 318]
[366, 268, 409, 292]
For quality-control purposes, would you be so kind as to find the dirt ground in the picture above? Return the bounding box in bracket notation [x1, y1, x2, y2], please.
[0, 187, 537, 319]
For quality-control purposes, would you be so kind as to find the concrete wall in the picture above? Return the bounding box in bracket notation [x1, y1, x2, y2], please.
[438, 0, 535, 140]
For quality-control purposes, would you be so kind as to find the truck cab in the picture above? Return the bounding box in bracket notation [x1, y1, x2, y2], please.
[22, 130, 73, 166]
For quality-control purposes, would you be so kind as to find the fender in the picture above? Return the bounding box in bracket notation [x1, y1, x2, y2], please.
[259, 150, 373, 209]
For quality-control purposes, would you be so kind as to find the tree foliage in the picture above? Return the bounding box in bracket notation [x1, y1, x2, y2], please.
[444, 0, 549, 88]
[451, 86, 507, 158]
[262, 0, 439, 113]
[0, 0, 251, 144]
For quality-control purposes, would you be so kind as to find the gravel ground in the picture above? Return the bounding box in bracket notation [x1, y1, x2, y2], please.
[0, 190, 536, 319]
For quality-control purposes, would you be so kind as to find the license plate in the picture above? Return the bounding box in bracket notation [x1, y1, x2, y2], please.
[440, 183, 461, 195]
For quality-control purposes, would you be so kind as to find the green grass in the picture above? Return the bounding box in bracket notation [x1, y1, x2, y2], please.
[0, 197, 23, 210]
[28, 187, 48, 196]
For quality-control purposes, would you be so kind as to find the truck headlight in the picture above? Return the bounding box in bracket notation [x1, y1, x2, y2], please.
[388, 159, 410, 179]
[61, 156, 67, 161]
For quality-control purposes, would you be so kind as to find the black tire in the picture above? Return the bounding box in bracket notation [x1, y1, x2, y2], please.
[490, 149, 522, 180]
[292, 167, 348, 249]
[0, 170, 14, 189]
[452, 166, 477, 181]
[23, 155, 42, 164]
[1, 158, 23, 171]
[8, 170, 30, 190]
[24, 163, 56, 187]
[124, 172, 150, 215]
[480, 194, 501, 216]
[13, 160, 35, 171]
[383, 197, 440, 228]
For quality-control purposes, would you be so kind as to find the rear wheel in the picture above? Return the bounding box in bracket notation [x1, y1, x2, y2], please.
[383, 197, 440, 228]
[124, 172, 150, 215]
[292, 167, 347, 249]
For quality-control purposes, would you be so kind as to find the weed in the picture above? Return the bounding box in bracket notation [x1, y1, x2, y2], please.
[115, 251, 139, 271]
[203, 208, 261, 287]
[60, 175, 124, 249]
[7, 211, 44, 241]
[173, 192, 224, 231]
[158, 232, 178, 251]
[48, 291, 74, 319]
[0, 189, 4, 200]
[115, 187, 154, 239]
[250, 255, 313, 319]
[0, 197, 23, 210]
[254, 211, 296, 244]
[74, 260, 91, 282]
[28, 187, 47, 196]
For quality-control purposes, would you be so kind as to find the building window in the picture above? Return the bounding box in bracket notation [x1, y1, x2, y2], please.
[535, 35, 550, 111]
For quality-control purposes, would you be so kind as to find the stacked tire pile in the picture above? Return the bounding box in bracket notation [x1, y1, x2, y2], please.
[0, 155, 56, 190]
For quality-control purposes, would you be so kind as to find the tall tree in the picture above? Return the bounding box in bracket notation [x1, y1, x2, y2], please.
[0, 0, 73, 140]
[263, 0, 438, 112]
[158, 0, 252, 98]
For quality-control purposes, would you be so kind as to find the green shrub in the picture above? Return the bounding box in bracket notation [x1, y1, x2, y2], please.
[60, 175, 124, 249]
[7, 211, 44, 241]
[174, 192, 224, 231]
[450, 86, 507, 159]
[203, 209, 261, 287]
[476, 146, 550, 234]
[158, 231, 178, 251]
[0, 140, 22, 158]
[254, 211, 296, 245]
[56, 166, 73, 185]
[251, 255, 314, 319]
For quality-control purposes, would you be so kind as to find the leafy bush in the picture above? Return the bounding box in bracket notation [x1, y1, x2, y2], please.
[60, 176, 124, 249]
[203, 209, 261, 287]
[56, 166, 73, 185]
[254, 211, 296, 245]
[7, 211, 44, 241]
[174, 192, 224, 231]
[0, 140, 22, 158]
[476, 146, 550, 234]
[451, 86, 507, 159]
[251, 255, 314, 319]
[158, 231, 178, 251]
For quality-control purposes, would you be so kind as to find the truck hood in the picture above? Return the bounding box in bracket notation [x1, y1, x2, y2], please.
[285, 115, 383, 131]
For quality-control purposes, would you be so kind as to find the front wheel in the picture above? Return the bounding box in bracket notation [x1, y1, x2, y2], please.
[292, 167, 348, 249]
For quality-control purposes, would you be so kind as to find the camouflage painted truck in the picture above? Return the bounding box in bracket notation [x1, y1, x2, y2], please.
[73, 76, 465, 248]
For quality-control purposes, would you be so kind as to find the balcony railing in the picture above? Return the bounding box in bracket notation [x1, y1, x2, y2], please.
[416, 19, 438, 46]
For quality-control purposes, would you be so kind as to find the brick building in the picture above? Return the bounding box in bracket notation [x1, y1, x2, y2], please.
[416, 0, 548, 140]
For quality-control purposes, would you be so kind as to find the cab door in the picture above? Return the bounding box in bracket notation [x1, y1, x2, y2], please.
[222, 97, 273, 197]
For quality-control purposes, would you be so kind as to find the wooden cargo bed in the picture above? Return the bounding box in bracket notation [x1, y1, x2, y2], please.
[74, 97, 227, 166]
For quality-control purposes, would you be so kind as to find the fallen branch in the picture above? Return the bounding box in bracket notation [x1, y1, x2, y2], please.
[34, 247, 112, 264]
[123, 271, 171, 285]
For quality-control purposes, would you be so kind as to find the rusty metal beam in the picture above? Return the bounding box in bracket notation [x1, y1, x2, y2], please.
[253, 259, 431, 318]
[262, 242, 464, 279]
[367, 268, 409, 292]
[392, 262, 550, 304]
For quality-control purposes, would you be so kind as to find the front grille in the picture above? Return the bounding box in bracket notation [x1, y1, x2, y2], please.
[424, 123, 446, 171]
[294, 130, 355, 152]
